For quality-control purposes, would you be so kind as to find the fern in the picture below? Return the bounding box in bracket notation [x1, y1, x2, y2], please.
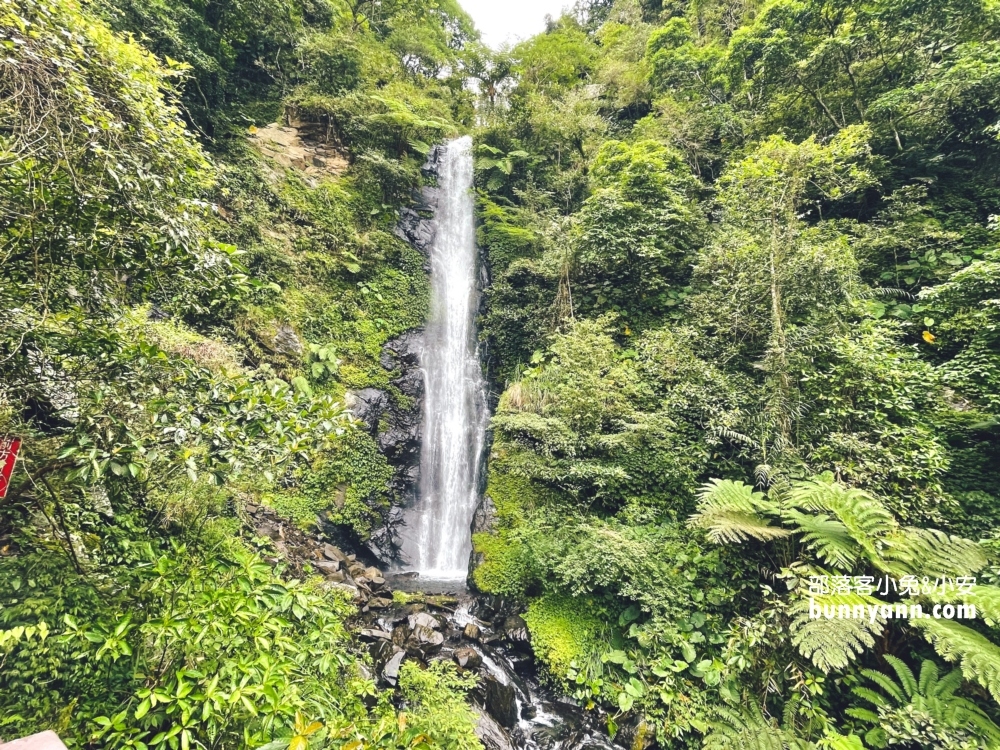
[690, 479, 789, 544]
[704, 704, 862, 749]
[785, 479, 895, 566]
[849, 655, 1000, 747]
[915, 618, 1000, 705]
[884, 527, 988, 579]
[965, 585, 1000, 623]
[703, 705, 789, 750]
[783, 510, 860, 569]
[790, 593, 885, 672]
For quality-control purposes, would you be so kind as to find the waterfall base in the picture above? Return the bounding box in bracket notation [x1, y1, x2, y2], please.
[363, 583, 628, 750]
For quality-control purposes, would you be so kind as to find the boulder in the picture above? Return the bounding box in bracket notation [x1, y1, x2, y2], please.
[408, 612, 442, 631]
[473, 707, 514, 750]
[463, 622, 482, 641]
[453, 647, 482, 671]
[329, 582, 360, 599]
[484, 677, 518, 729]
[405, 625, 445, 659]
[500, 615, 530, 644]
[382, 650, 406, 686]
[271, 323, 304, 357]
[617, 716, 655, 750]
[322, 544, 346, 562]
[313, 560, 340, 575]
[392, 623, 411, 649]
[469, 595, 519, 625]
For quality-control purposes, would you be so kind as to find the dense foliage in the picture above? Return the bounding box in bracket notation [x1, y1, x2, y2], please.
[1, 0, 480, 746]
[471, 0, 1000, 747]
[4, 0, 1000, 747]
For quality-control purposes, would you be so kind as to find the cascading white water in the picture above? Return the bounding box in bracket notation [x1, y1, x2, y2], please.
[400, 136, 488, 580]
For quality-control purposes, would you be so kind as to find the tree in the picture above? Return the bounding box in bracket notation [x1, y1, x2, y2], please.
[691, 127, 873, 472]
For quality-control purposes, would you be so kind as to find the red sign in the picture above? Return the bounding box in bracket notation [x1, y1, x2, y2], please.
[0, 437, 22, 499]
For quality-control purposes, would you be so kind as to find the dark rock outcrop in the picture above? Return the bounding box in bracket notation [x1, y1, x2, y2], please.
[394, 208, 436, 255]
[382, 649, 406, 686]
[343, 148, 448, 565]
[474, 707, 514, 750]
[468, 493, 498, 585]
[349, 388, 391, 434]
[271, 323, 304, 357]
[484, 677, 518, 729]
[344, 330, 426, 564]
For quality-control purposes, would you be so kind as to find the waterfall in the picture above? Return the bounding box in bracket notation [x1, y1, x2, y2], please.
[400, 136, 488, 580]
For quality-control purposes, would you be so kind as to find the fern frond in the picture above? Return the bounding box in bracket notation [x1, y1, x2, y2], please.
[844, 707, 879, 723]
[785, 479, 895, 564]
[884, 527, 987, 578]
[702, 705, 788, 750]
[790, 594, 884, 672]
[696, 510, 792, 544]
[962, 585, 1000, 622]
[850, 685, 892, 708]
[690, 479, 788, 544]
[884, 655, 917, 699]
[784, 510, 859, 569]
[914, 618, 1000, 704]
[715, 427, 760, 449]
[932, 668, 963, 699]
[953, 697, 1000, 744]
[852, 655, 1000, 744]
[754, 463, 773, 486]
[824, 735, 865, 750]
[916, 658, 938, 698]
[858, 668, 905, 703]
[475, 156, 500, 171]
[407, 138, 431, 155]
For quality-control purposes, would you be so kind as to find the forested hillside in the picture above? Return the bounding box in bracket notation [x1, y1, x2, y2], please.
[0, 0, 483, 745]
[471, 0, 1000, 747]
[2, 0, 1000, 748]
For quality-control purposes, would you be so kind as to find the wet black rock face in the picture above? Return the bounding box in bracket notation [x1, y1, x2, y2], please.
[350, 388, 390, 433]
[344, 147, 452, 565]
[394, 208, 436, 256]
[392, 148, 442, 264]
[344, 328, 427, 564]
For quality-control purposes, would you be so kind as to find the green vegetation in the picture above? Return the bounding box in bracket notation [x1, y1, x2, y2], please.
[471, 0, 1000, 747]
[5, 0, 1000, 747]
[0, 0, 478, 746]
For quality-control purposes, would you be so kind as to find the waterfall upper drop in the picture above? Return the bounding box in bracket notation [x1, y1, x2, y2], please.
[399, 136, 488, 580]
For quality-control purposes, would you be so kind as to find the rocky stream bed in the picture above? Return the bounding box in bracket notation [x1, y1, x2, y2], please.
[243, 502, 636, 750]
